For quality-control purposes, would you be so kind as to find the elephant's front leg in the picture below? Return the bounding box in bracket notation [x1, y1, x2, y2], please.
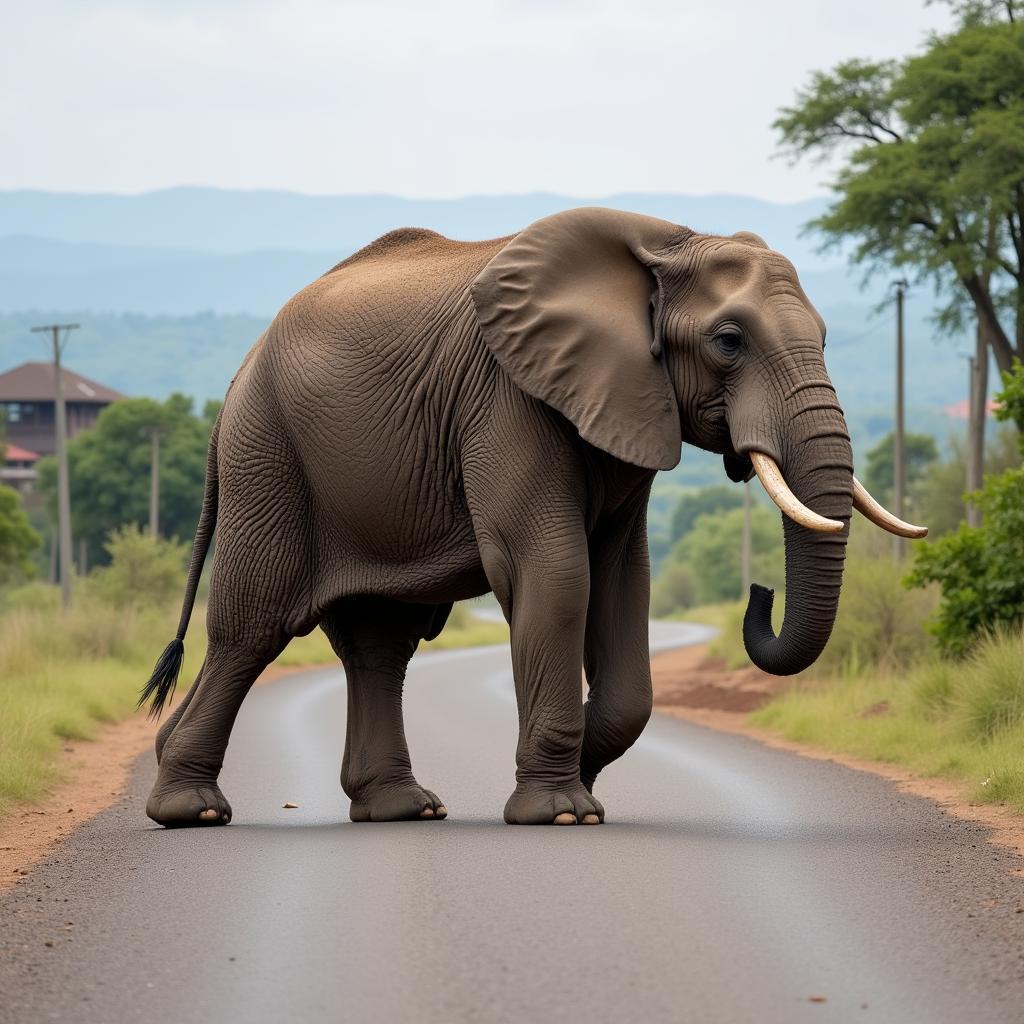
[499, 547, 604, 826]
[580, 510, 653, 793]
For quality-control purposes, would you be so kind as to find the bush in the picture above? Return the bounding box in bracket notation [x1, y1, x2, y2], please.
[650, 562, 698, 618]
[818, 538, 938, 674]
[906, 466, 1024, 657]
[0, 485, 40, 586]
[83, 524, 188, 610]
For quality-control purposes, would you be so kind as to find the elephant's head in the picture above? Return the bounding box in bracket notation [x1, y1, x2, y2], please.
[471, 207, 925, 676]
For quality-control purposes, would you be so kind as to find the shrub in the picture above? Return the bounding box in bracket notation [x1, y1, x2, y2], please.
[83, 524, 188, 610]
[650, 562, 698, 618]
[819, 544, 938, 673]
[906, 466, 1024, 657]
[0, 485, 40, 585]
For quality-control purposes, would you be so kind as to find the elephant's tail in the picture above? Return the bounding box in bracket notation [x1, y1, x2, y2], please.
[138, 414, 221, 718]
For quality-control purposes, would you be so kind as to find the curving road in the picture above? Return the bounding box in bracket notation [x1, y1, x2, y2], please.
[2, 621, 1024, 1023]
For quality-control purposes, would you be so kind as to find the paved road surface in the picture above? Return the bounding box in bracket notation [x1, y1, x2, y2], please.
[2, 621, 1024, 1023]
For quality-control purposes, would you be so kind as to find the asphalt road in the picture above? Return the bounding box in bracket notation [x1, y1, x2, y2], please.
[3, 621, 1024, 1024]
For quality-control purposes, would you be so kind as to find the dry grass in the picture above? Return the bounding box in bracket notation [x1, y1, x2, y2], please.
[0, 593, 508, 820]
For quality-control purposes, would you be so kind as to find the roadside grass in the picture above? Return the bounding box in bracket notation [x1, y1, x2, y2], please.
[751, 627, 1024, 814]
[0, 594, 508, 820]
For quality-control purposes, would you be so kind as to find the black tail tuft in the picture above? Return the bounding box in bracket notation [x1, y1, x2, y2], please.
[138, 638, 185, 719]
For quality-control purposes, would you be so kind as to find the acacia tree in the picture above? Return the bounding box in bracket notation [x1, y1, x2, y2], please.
[775, 1, 1024, 428]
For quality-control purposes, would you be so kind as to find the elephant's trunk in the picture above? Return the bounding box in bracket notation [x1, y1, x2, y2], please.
[739, 399, 853, 676]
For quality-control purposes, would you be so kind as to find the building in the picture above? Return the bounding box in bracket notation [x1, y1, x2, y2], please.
[0, 361, 124, 491]
[1, 442, 40, 495]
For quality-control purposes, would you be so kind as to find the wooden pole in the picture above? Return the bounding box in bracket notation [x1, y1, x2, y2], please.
[31, 323, 79, 608]
[893, 281, 907, 561]
[149, 429, 160, 537]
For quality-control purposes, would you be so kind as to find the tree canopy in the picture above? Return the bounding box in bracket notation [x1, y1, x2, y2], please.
[863, 431, 940, 505]
[37, 394, 217, 565]
[775, 3, 1024, 413]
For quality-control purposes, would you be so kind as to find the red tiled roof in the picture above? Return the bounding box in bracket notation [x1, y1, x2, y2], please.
[942, 398, 1001, 420]
[4, 443, 39, 463]
[0, 362, 124, 404]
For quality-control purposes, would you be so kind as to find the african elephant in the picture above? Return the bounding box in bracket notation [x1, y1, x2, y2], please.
[141, 207, 925, 828]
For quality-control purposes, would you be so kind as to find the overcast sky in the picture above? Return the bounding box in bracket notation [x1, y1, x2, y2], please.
[3, 1, 952, 201]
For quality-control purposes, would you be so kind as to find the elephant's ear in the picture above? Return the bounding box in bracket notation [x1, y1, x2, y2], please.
[470, 207, 686, 471]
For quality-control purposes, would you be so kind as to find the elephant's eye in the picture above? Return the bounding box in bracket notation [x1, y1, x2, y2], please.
[713, 330, 743, 358]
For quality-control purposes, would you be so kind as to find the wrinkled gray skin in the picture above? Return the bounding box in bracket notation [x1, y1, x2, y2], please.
[145, 207, 852, 828]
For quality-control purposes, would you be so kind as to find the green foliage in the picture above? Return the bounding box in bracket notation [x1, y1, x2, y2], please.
[651, 562, 698, 618]
[863, 431, 938, 506]
[0, 486, 40, 586]
[37, 394, 215, 565]
[817, 532, 939, 673]
[669, 484, 744, 543]
[674, 506, 784, 606]
[907, 464, 1024, 655]
[911, 427, 1021, 535]
[776, 8, 1024, 388]
[994, 358, 1024, 447]
[82, 524, 188, 610]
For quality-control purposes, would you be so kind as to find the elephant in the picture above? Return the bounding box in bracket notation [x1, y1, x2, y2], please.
[141, 206, 925, 829]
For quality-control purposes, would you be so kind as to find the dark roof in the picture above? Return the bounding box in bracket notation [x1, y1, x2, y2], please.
[0, 362, 124, 404]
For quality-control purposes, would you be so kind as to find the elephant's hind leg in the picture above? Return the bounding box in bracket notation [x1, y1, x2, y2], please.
[321, 597, 449, 823]
[146, 638, 285, 827]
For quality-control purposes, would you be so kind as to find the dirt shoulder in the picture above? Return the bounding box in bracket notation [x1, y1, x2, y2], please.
[651, 643, 1024, 876]
[0, 660, 316, 893]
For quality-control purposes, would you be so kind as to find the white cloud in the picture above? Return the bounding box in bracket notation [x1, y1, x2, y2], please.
[1, 0, 952, 199]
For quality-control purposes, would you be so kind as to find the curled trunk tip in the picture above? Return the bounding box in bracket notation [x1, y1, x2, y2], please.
[742, 582, 828, 677]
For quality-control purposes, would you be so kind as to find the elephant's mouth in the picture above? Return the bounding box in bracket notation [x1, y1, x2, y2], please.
[722, 450, 753, 483]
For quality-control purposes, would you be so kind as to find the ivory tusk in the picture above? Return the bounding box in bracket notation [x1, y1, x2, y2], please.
[852, 476, 928, 539]
[749, 452, 845, 534]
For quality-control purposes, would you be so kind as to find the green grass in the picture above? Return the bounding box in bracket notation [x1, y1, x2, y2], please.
[751, 627, 1024, 813]
[0, 596, 508, 820]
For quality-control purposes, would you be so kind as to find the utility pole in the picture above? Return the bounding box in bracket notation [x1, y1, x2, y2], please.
[30, 323, 79, 609]
[893, 280, 907, 561]
[149, 428, 160, 537]
[741, 480, 752, 596]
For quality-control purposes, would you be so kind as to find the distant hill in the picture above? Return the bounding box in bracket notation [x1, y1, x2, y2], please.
[0, 187, 832, 262]
[0, 187, 976, 481]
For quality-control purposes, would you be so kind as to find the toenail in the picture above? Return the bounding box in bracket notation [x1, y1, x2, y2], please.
[420, 808, 435, 818]
[199, 809, 218, 820]
[435, 806, 447, 818]
[553, 812, 576, 825]
[582, 814, 600, 825]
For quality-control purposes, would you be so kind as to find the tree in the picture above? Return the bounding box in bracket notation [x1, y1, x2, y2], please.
[0, 486, 41, 586]
[775, 5, 1024, 427]
[863, 431, 939, 506]
[674, 507, 784, 605]
[669, 485, 744, 543]
[37, 394, 215, 566]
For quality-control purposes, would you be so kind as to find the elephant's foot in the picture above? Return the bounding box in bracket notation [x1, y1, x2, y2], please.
[348, 781, 447, 822]
[146, 781, 232, 828]
[503, 782, 604, 825]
